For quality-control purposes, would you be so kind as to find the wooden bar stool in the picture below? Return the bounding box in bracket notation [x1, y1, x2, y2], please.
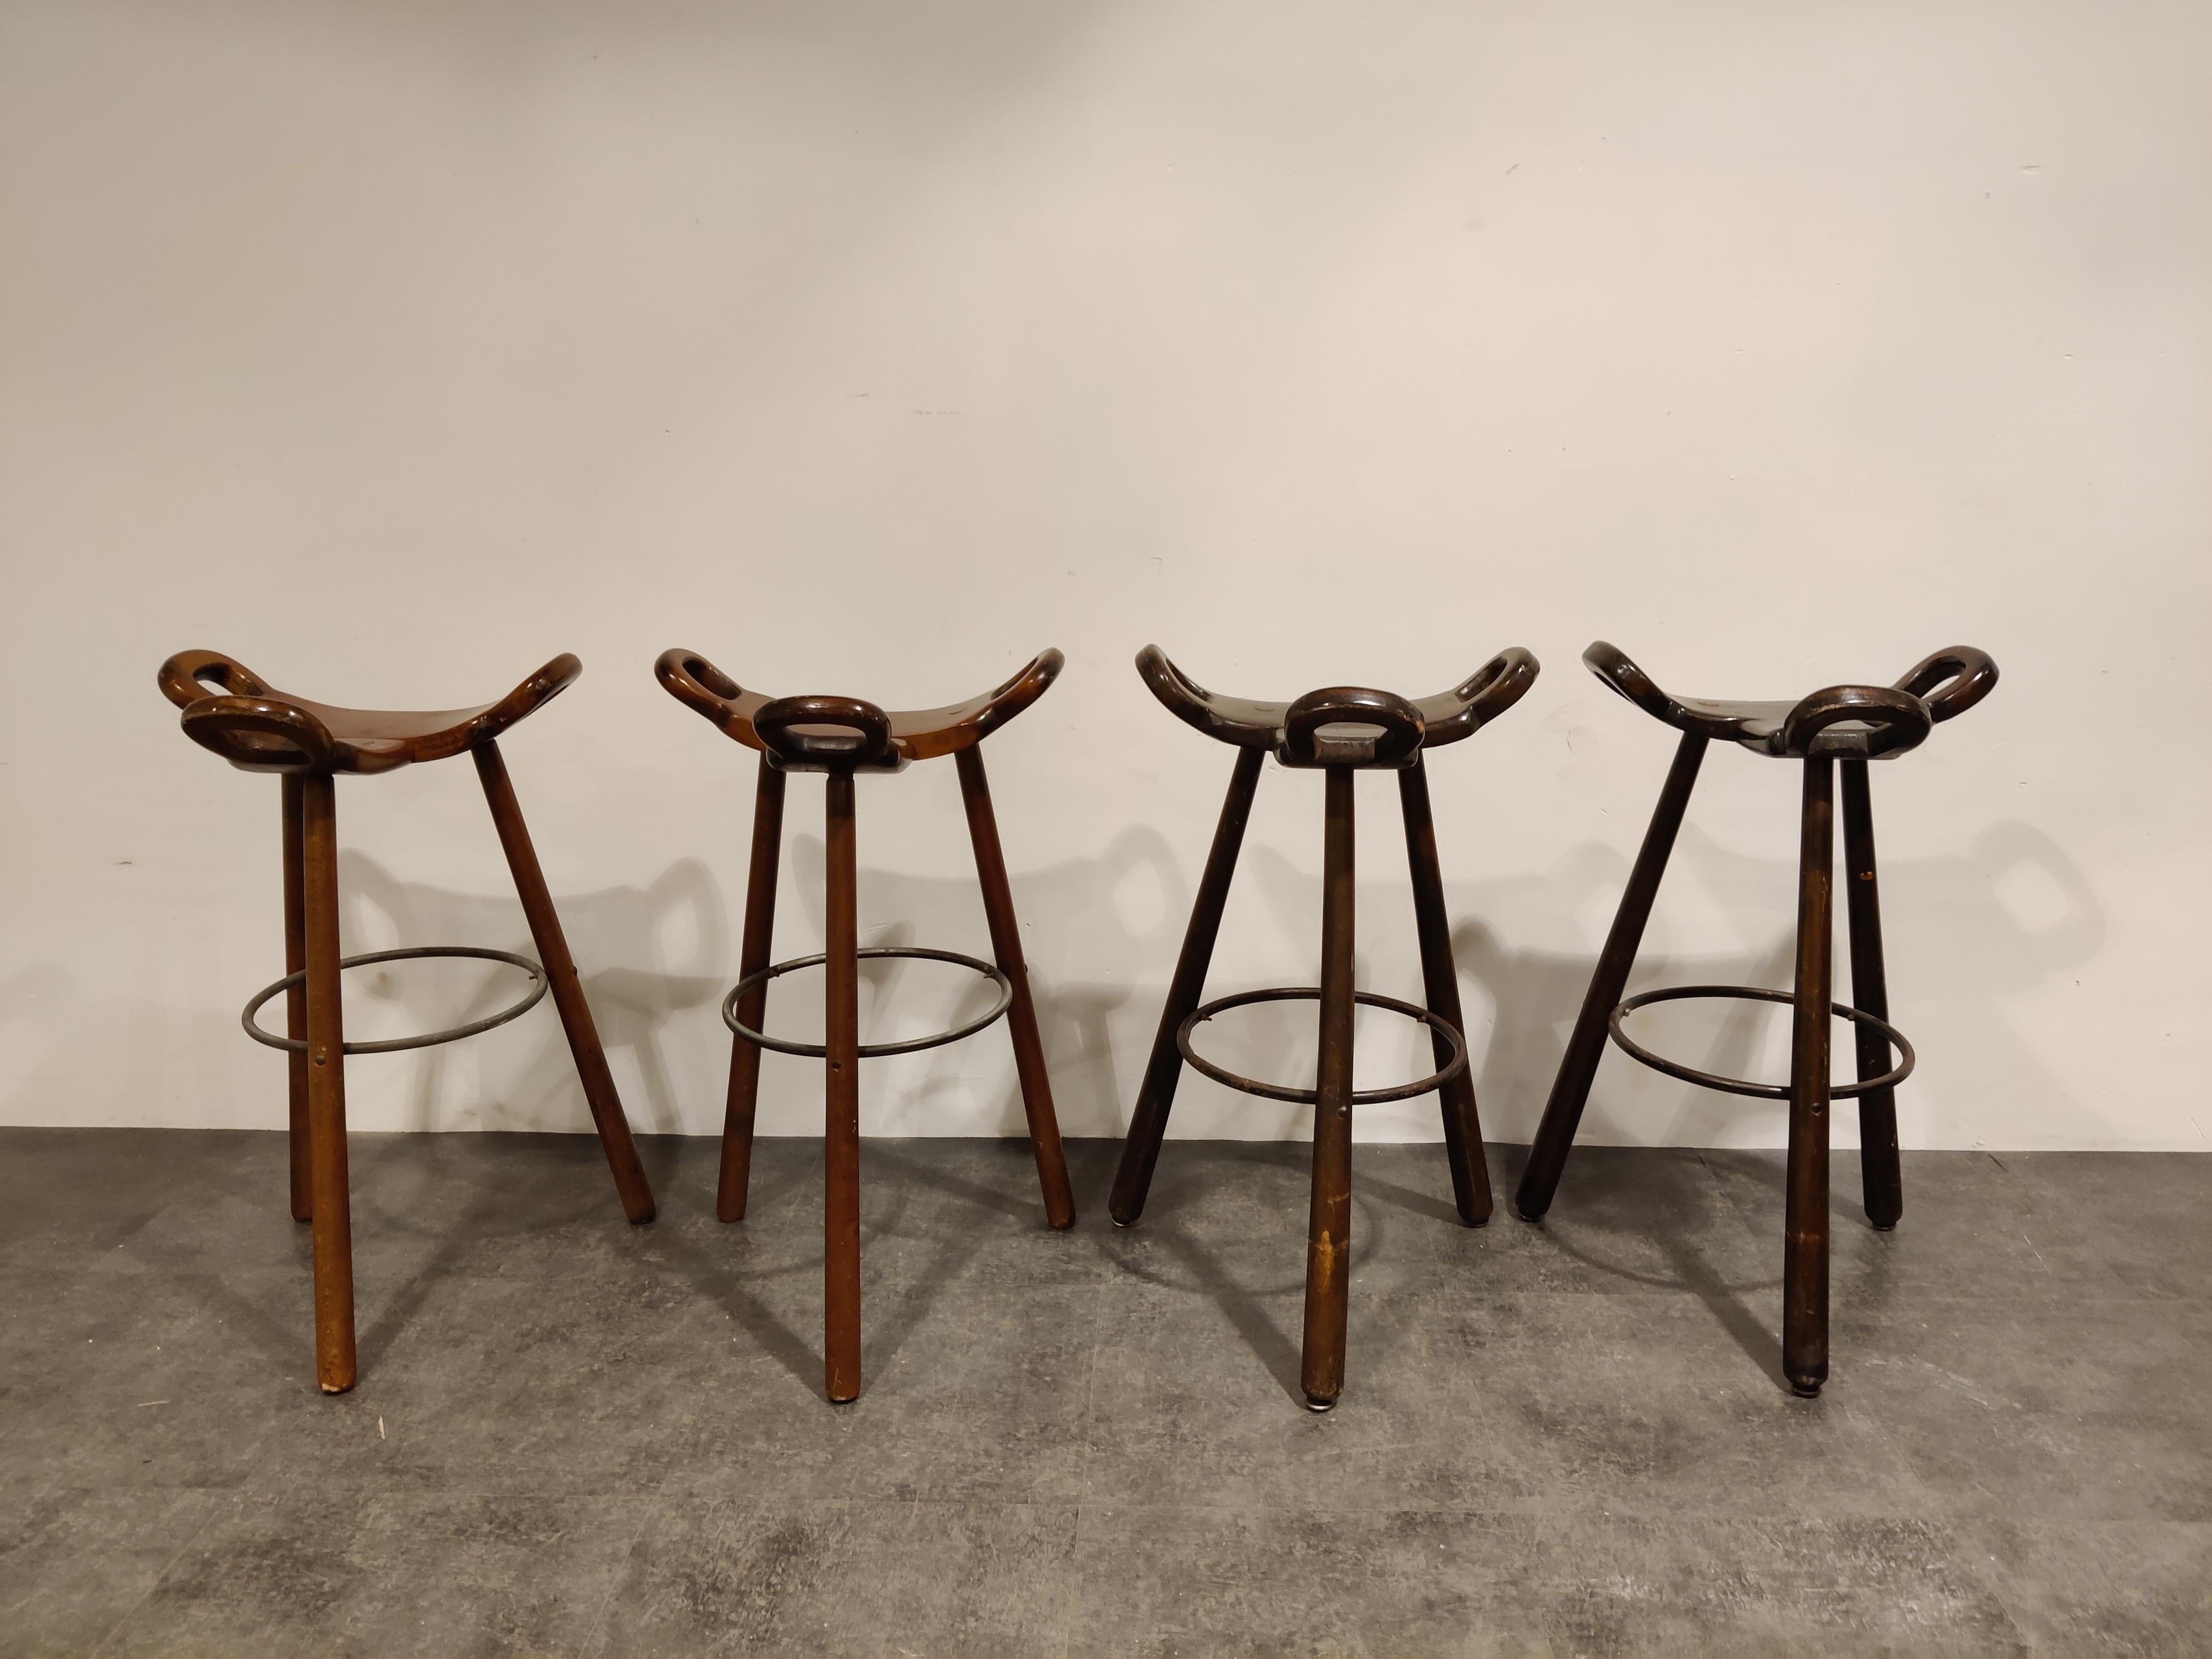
[157, 650, 656, 1394]
[1514, 642, 1999, 1396]
[1108, 644, 1538, 1410]
[656, 647, 1076, 1404]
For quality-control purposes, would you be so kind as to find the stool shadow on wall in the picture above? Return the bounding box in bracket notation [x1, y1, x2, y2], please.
[333, 851, 730, 1153]
[1451, 820, 2105, 1158]
[760, 821, 1182, 1140]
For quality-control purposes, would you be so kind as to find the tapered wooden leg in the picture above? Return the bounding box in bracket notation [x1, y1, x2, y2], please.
[299, 774, 356, 1393]
[1301, 765, 1357, 1410]
[719, 758, 786, 1222]
[1516, 731, 1708, 1221]
[1109, 746, 1266, 1226]
[823, 769, 863, 1404]
[281, 775, 312, 1222]
[473, 740, 655, 1225]
[955, 745, 1075, 1229]
[1840, 758, 1902, 1232]
[1784, 755, 1835, 1397]
[1397, 757, 1491, 1226]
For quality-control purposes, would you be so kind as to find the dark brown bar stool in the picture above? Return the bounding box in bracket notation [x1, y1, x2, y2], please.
[1109, 644, 1538, 1410]
[157, 650, 656, 1394]
[656, 647, 1076, 1404]
[1515, 641, 1999, 1396]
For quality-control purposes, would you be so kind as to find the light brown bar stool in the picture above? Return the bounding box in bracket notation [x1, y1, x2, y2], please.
[656, 647, 1076, 1404]
[158, 650, 655, 1394]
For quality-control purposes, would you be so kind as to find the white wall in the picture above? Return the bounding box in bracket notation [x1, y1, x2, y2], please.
[2, 0, 2205, 1151]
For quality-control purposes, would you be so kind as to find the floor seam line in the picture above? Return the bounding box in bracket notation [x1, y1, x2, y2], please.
[573, 1498, 659, 1658]
[87, 1486, 231, 1658]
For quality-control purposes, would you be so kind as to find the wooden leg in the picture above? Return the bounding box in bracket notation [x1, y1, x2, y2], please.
[1301, 766, 1358, 1409]
[718, 758, 786, 1223]
[281, 775, 312, 1222]
[473, 740, 655, 1225]
[823, 769, 863, 1404]
[1109, 746, 1266, 1226]
[1397, 757, 1491, 1227]
[955, 745, 1076, 1229]
[1784, 755, 1835, 1397]
[1516, 731, 1707, 1221]
[299, 774, 357, 1394]
[1840, 758, 1902, 1232]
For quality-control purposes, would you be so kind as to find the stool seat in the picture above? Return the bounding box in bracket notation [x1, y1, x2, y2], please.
[656, 648, 1062, 773]
[158, 650, 580, 775]
[1135, 645, 1538, 768]
[1585, 641, 1997, 759]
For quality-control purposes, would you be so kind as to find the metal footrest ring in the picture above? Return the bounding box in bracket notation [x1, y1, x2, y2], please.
[1177, 986, 1469, 1106]
[1608, 984, 1914, 1101]
[722, 946, 1013, 1058]
[242, 946, 549, 1055]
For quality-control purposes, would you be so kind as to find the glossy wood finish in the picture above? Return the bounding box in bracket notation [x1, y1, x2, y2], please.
[1785, 757, 1835, 1397]
[160, 650, 583, 775]
[163, 649, 655, 1389]
[1584, 641, 1998, 759]
[1841, 758, 1903, 1231]
[1108, 746, 1266, 1226]
[1397, 757, 1491, 1225]
[280, 775, 312, 1223]
[823, 770, 863, 1405]
[661, 648, 1073, 1402]
[1515, 731, 1709, 1220]
[1115, 646, 1536, 1408]
[1525, 640, 1996, 1395]
[1135, 644, 1538, 755]
[655, 648, 1065, 771]
[717, 757, 787, 1223]
[299, 774, 356, 1393]
[957, 746, 1076, 1230]
[1301, 765, 1358, 1410]
[474, 742, 655, 1224]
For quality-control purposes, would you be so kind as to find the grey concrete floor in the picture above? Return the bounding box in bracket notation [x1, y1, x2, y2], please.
[1, 1130, 2205, 1656]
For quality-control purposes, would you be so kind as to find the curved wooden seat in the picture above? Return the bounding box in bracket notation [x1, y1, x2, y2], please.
[1584, 641, 1998, 759]
[1135, 644, 1538, 768]
[1526, 638, 2002, 1399]
[158, 649, 581, 776]
[660, 644, 1076, 1401]
[1116, 643, 1536, 1407]
[654, 647, 1063, 773]
[156, 644, 652, 1395]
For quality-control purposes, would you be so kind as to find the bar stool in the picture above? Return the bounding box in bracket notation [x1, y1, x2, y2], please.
[655, 647, 1076, 1404]
[1108, 644, 1539, 1410]
[157, 650, 656, 1394]
[1514, 642, 1999, 1396]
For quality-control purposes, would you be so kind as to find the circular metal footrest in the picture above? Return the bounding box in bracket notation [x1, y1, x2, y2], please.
[242, 946, 549, 1055]
[1608, 984, 1914, 1101]
[722, 946, 1012, 1058]
[1177, 987, 1469, 1106]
